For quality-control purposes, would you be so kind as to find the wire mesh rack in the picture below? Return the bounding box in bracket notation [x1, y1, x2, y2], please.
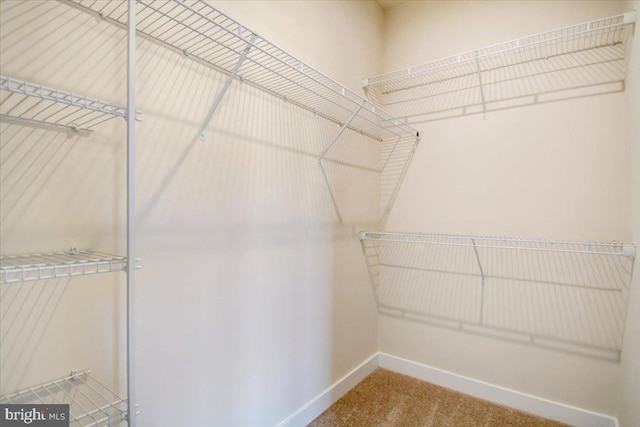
[0, 249, 129, 285]
[0, 76, 127, 133]
[360, 231, 636, 360]
[363, 12, 636, 122]
[0, 370, 129, 427]
[66, 0, 419, 143]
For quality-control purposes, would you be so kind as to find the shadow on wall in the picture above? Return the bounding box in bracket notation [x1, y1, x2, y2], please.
[361, 232, 635, 362]
[133, 44, 382, 231]
[0, 1, 380, 424]
[0, 277, 72, 391]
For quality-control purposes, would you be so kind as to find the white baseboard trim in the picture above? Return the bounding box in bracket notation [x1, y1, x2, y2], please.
[276, 352, 617, 427]
[379, 352, 617, 427]
[275, 353, 379, 427]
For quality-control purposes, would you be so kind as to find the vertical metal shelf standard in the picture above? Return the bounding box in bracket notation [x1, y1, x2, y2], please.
[362, 11, 637, 122]
[125, 1, 137, 425]
[0, 2, 138, 425]
[360, 231, 636, 361]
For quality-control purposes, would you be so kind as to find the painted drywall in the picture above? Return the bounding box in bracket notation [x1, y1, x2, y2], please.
[619, 1, 640, 425]
[0, 1, 384, 426]
[380, 0, 633, 416]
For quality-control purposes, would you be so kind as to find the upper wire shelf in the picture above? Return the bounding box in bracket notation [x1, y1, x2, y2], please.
[363, 12, 637, 122]
[0, 75, 126, 133]
[360, 231, 636, 361]
[67, 0, 419, 142]
[0, 370, 129, 427]
[0, 249, 130, 285]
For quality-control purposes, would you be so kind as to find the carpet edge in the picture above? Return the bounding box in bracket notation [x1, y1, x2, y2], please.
[378, 352, 617, 427]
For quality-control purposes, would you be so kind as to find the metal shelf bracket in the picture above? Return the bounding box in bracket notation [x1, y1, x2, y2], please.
[471, 238, 486, 285]
[199, 33, 257, 141]
[473, 51, 487, 119]
[318, 100, 366, 164]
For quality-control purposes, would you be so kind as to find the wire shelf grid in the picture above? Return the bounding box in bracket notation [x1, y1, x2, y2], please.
[360, 231, 636, 360]
[0, 370, 128, 427]
[0, 250, 128, 285]
[0, 76, 126, 132]
[67, 0, 419, 142]
[363, 12, 636, 121]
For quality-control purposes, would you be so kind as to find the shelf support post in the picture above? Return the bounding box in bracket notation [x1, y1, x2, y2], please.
[318, 101, 365, 164]
[473, 52, 487, 119]
[199, 33, 256, 141]
[126, 0, 136, 425]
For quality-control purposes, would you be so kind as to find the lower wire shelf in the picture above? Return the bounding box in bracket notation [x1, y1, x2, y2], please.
[0, 370, 130, 427]
[360, 231, 636, 361]
[0, 249, 132, 285]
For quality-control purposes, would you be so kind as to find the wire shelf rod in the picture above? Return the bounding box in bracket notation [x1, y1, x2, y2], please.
[362, 239, 631, 257]
[377, 262, 625, 292]
[361, 231, 635, 255]
[379, 303, 621, 355]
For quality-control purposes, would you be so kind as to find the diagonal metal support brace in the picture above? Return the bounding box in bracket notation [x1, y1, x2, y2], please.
[199, 33, 256, 141]
[318, 101, 365, 164]
[471, 238, 486, 285]
[473, 51, 487, 119]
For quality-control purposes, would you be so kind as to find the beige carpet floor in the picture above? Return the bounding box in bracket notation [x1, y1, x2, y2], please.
[308, 368, 570, 427]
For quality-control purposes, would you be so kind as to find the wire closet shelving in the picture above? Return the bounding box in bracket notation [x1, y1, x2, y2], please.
[360, 231, 636, 361]
[1, 1, 138, 424]
[0, 249, 129, 285]
[363, 11, 637, 122]
[0, 370, 130, 427]
[0, 75, 127, 134]
[66, 0, 420, 154]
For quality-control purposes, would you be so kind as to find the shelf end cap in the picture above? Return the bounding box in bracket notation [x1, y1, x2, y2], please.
[623, 10, 636, 24]
[622, 244, 636, 258]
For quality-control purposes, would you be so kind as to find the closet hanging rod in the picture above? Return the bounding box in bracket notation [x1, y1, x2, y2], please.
[66, 0, 419, 142]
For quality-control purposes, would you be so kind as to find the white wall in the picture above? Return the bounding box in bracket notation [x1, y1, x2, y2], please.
[380, 0, 632, 416]
[619, 1, 640, 425]
[0, 1, 384, 425]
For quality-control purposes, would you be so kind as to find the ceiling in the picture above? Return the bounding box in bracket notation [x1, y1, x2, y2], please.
[375, 0, 406, 10]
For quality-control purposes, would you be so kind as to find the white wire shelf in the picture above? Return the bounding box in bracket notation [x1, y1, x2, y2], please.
[0, 75, 126, 133]
[363, 12, 636, 122]
[0, 249, 130, 285]
[0, 370, 130, 427]
[67, 0, 419, 143]
[360, 231, 636, 360]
